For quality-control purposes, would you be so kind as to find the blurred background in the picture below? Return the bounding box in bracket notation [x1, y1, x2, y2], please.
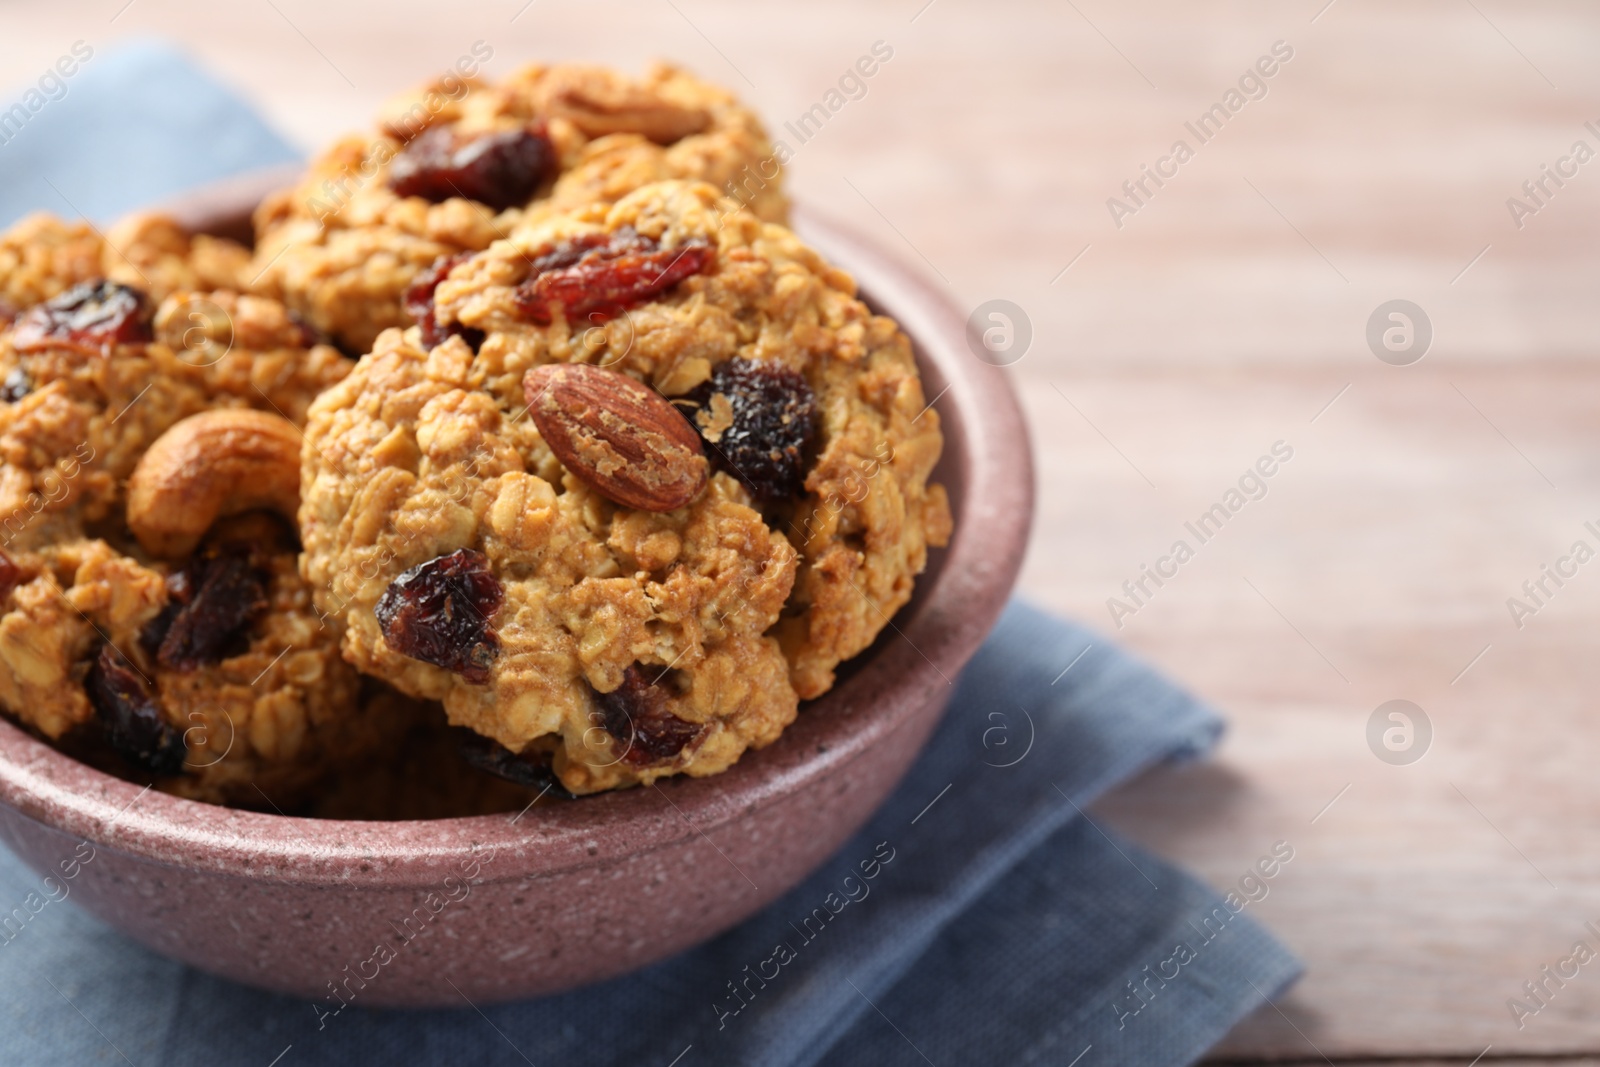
[6, 1, 1600, 1060]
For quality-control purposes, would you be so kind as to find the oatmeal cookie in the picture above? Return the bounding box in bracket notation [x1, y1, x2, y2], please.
[102, 213, 254, 298]
[0, 214, 350, 554]
[299, 181, 950, 795]
[0, 518, 375, 807]
[0, 216, 378, 806]
[1, 212, 252, 313]
[250, 62, 787, 354]
[0, 215, 104, 314]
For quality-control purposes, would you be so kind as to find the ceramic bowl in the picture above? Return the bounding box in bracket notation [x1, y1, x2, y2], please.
[0, 170, 1033, 1006]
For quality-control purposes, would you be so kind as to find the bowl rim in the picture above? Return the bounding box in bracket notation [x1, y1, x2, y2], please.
[0, 175, 1035, 888]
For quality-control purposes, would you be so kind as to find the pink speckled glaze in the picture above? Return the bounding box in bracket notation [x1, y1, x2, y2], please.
[0, 171, 1034, 1006]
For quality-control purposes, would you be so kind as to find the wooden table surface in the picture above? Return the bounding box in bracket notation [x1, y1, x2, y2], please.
[7, 0, 1600, 1061]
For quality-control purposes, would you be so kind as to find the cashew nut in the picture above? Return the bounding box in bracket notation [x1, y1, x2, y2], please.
[126, 409, 302, 559]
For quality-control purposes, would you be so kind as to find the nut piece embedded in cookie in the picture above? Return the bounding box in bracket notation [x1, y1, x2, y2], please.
[248, 62, 788, 354]
[0, 212, 386, 811]
[297, 180, 951, 795]
[544, 68, 712, 144]
[525, 363, 709, 512]
[426, 181, 953, 701]
[0, 212, 353, 559]
[125, 410, 303, 560]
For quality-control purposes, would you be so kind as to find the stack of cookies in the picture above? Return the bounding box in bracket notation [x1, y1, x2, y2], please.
[0, 63, 950, 812]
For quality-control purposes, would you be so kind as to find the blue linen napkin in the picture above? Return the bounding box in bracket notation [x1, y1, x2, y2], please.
[0, 42, 1301, 1065]
[0, 38, 298, 227]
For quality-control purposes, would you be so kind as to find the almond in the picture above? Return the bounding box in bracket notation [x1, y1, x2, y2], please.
[543, 71, 711, 145]
[524, 363, 708, 512]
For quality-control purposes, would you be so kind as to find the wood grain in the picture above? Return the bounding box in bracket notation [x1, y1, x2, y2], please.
[4, 0, 1600, 1059]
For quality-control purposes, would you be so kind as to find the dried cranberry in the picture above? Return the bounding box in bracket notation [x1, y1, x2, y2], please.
[595, 664, 702, 767]
[526, 229, 651, 274]
[688, 358, 817, 503]
[389, 123, 557, 211]
[0, 366, 30, 403]
[85, 645, 186, 775]
[512, 228, 713, 327]
[11, 280, 153, 355]
[375, 548, 504, 683]
[153, 547, 269, 671]
[455, 729, 575, 797]
[403, 252, 484, 351]
[0, 549, 23, 599]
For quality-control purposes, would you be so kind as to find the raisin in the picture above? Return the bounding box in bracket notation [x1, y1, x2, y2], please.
[11, 280, 153, 355]
[154, 547, 270, 671]
[512, 228, 713, 326]
[0, 549, 23, 599]
[389, 123, 557, 211]
[375, 549, 504, 683]
[594, 664, 702, 767]
[0, 366, 30, 403]
[455, 729, 575, 797]
[403, 252, 484, 351]
[687, 358, 817, 503]
[85, 645, 186, 775]
[0, 298, 15, 328]
[286, 313, 324, 350]
[137, 565, 189, 659]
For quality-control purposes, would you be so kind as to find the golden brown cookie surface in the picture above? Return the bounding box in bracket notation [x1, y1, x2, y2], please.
[5, 523, 373, 808]
[250, 62, 788, 354]
[0, 213, 378, 807]
[299, 181, 949, 795]
[0, 215, 349, 553]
